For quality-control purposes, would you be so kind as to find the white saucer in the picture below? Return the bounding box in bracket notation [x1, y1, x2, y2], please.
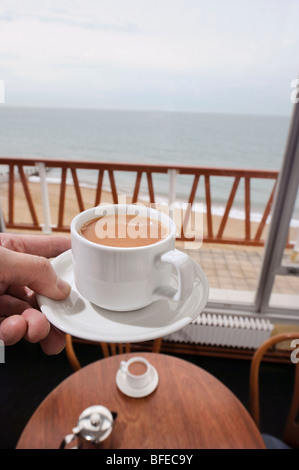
[116, 365, 159, 398]
[37, 250, 209, 343]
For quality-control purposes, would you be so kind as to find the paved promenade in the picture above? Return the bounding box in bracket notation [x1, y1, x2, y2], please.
[177, 242, 299, 295]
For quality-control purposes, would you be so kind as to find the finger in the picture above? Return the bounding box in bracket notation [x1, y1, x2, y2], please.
[22, 309, 50, 343]
[6, 285, 38, 308]
[0, 246, 71, 300]
[0, 315, 27, 345]
[0, 233, 71, 258]
[0, 308, 63, 353]
[0, 294, 32, 317]
[40, 325, 66, 355]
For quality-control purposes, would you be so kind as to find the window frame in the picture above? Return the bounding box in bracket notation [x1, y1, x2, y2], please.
[206, 102, 299, 323]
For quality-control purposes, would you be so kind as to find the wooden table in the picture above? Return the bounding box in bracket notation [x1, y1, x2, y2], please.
[16, 353, 265, 449]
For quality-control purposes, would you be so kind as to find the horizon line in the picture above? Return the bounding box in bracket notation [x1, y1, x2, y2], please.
[1, 103, 291, 119]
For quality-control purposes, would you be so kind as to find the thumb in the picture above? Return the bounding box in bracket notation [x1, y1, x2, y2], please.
[1, 247, 71, 300]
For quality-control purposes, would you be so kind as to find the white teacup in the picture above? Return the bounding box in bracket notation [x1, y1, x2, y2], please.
[71, 204, 199, 311]
[119, 357, 152, 389]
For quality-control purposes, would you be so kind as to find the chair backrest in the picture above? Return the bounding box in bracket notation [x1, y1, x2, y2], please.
[65, 334, 162, 372]
[249, 332, 299, 449]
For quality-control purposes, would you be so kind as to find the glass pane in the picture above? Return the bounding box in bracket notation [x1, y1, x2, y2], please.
[269, 274, 299, 309]
[269, 187, 299, 309]
[178, 242, 262, 303]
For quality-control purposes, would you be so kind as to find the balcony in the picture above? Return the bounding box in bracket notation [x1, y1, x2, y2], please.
[1, 155, 298, 360]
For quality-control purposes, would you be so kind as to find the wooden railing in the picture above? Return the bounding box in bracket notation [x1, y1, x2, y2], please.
[0, 156, 284, 247]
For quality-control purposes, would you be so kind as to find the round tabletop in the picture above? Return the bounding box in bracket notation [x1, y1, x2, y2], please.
[16, 352, 265, 449]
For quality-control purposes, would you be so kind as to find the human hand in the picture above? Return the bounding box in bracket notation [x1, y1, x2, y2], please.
[0, 233, 71, 354]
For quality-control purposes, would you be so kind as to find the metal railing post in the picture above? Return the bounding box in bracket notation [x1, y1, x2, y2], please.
[168, 169, 177, 220]
[36, 162, 52, 234]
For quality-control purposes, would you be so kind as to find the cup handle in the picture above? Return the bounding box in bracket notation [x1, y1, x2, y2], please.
[154, 249, 194, 302]
[120, 361, 127, 373]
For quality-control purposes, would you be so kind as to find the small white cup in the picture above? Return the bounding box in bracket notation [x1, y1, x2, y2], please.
[120, 357, 151, 389]
[71, 204, 200, 311]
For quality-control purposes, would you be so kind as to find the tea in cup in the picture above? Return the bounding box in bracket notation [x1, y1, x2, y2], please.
[80, 213, 168, 248]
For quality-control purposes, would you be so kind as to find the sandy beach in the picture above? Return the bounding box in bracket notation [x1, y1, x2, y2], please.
[0, 179, 289, 246]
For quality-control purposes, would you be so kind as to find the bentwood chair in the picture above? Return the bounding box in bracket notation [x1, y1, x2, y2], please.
[249, 332, 299, 449]
[65, 334, 163, 372]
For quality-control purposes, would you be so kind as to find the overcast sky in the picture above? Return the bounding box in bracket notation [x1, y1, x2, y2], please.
[0, 0, 298, 115]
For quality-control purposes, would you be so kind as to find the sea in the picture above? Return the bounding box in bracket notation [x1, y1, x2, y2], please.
[0, 106, 298, 225]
